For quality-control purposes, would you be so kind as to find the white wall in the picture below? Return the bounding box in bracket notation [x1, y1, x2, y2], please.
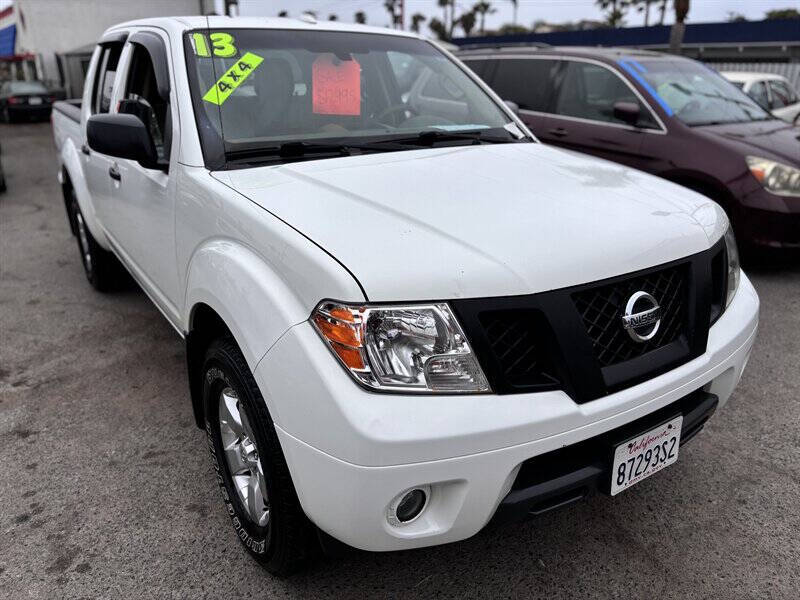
[13, 0, 216, 85]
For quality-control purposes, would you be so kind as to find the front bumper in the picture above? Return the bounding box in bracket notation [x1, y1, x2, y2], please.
[737, 186, 800, 248]
[255, 274, 758, 551]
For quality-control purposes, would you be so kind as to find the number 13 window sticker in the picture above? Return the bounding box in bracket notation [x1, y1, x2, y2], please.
[192, 32, 265, 106]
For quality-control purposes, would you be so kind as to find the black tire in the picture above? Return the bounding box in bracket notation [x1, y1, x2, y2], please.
[202, 337, 319, 575]
[68, 191, 123, 292]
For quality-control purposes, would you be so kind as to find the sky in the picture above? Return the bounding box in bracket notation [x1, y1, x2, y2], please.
[0, 0, 797, 31]
[228, 0, 799, 30]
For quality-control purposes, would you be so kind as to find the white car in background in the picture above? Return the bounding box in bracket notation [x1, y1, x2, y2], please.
[722, 72, 800, 124]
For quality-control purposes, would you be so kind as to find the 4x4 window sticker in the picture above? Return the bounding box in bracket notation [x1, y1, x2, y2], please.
[617, 59, 675, 117]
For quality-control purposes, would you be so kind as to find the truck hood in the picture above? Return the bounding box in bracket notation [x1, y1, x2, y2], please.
[215, 143, 725, 301]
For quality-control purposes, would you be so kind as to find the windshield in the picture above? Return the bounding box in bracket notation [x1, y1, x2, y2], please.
[184, 29, 521, 167]
[632, 59, 772, 126]
[10, 81, 48, 94]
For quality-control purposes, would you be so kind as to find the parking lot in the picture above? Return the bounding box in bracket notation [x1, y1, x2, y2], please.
[0, 121, 798, 599]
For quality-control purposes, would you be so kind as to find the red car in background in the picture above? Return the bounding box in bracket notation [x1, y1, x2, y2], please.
[456, 47, 800, 250]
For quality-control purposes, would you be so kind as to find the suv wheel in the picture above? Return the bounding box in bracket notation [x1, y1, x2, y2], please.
[202, 337, 319, 575]
[68, 192, 123, 291]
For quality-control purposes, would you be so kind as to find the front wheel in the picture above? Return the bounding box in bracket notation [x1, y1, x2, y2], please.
[202, 337, 319, 575]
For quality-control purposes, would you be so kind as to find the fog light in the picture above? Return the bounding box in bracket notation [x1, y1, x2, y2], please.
[387, 486, 430, 526]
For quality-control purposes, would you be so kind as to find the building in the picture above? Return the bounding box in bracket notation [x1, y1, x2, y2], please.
[1, 0, 217, 94]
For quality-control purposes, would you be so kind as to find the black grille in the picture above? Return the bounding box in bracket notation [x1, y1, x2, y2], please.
[450, 240, 721, 402]
[480, 310, 559, 388]
[572, 265, 688, 367]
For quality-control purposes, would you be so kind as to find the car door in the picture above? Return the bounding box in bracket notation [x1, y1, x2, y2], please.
[534, 59, 662, 171]
[82, 40, 125, 228]
[103, 30, 180, 322]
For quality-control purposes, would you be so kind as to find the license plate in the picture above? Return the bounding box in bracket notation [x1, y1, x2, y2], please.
[610, 415, 682, 496]
[29, 97, 42, 105]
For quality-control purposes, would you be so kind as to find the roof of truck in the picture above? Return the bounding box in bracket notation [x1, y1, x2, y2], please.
[105, 15, 421, 39]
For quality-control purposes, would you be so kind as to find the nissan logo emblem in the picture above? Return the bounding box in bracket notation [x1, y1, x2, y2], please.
[621, 291, 662, 343]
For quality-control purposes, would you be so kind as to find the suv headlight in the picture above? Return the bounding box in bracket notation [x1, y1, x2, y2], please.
[311, 301, 490, 393]
[724, 224, 740, 308]
[746, 156, 800, 197]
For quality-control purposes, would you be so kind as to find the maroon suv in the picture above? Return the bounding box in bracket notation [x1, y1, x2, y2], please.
[458, 47, 800, 249]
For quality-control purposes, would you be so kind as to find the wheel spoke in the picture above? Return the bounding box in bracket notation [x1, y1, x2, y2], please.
[218, 388, 243, 438]
[223, 442, 248, 475]
[247, 470, 265, 521]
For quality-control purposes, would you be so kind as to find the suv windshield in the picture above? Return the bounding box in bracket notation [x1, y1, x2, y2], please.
[633, 59, 772, 126]
[184, 28, 523, 167]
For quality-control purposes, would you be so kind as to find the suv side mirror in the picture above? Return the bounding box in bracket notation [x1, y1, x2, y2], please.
[613, 101, 641, 127]
[503, 100, 520, 115]
[87, 113, 158, 169]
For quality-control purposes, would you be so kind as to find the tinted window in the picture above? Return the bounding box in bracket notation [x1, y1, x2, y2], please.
[769, 80, 798, 108]
[555, 61, 657, 128]
[487, 58, 558, 112]
[749, 81, 769, 110]
[92, 44, 123, 114]
[123, 44, 170, 161]
[730, 81, 745, 90]
[462, 58, 494, 81]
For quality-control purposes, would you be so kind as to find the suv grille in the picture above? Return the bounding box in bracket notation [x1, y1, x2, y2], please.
[572, 265, 687, 367]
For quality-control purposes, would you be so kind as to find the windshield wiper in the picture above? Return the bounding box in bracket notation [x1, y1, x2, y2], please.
[225, 140, 408, 165]
[377, 128, 521, 147]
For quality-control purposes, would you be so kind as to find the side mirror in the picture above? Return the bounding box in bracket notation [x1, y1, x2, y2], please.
[87, 113, 158, 169]
[503, 99, 520, 115]
[613, 101, 641, 127]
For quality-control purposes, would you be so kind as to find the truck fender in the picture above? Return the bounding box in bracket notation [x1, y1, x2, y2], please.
[183, 239, 314, 425]
[60, 138, 111, 250]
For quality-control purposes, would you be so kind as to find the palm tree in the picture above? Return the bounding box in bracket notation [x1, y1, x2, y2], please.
[658, 0, 668, 24]
[669, 0, 689, 53]
[410, 13, 427, 33]
[458, 11, 478, 36]
[429, 17, 448, 40]
[354, 11, 367, 24]
[596, 0, 629, 27]
[508, 0, 518, 25]
[384, 0, 403, 29]
[473, 1, 496, 34]
[636, 0, 654, 26]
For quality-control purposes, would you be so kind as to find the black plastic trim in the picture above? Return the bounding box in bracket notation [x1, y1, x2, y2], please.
[129, 31, 171, 101]
[490, 388, 718, 526]
[451, 238, 725, 403]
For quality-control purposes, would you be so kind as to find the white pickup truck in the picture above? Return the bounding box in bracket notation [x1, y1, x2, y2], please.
[52, 16, 759, 575]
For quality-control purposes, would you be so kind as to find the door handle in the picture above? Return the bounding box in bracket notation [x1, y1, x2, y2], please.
[81, 143, 90, 155]
[108, 164, 121, 181]
[548, 127, 569, 138]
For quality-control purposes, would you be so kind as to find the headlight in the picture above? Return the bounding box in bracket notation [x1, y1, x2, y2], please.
[311, 301, 490, 393]
[724, 224, 740, 308]
[746, 156, 800, 197]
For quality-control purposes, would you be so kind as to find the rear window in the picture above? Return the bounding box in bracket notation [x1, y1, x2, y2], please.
[10, 81, 48, 94]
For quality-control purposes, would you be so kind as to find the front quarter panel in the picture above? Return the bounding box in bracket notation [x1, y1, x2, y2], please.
[177, 165, 365, 371]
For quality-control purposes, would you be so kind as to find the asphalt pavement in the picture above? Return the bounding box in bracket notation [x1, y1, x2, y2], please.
[1, 122, 798, 599]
